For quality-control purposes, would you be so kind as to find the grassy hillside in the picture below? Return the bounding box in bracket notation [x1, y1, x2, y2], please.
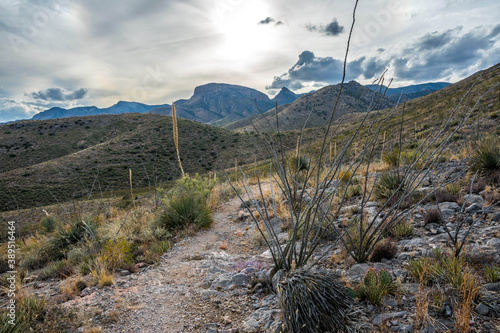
[0, 113, 292, 211]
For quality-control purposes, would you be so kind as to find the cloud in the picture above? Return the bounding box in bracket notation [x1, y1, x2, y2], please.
[266, 51, 381, 90]
[29, 88, 88, 101]
[392, 24, 500, 81]
[258, 17, 275, 25]
[323, 18, 344, 36]
[258, 17, 283, 26]
[0, 98, 41, 122]
[305, 18, 344, 36]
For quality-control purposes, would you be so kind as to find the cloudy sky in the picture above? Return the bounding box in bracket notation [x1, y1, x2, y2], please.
[0, 0, 499, 122]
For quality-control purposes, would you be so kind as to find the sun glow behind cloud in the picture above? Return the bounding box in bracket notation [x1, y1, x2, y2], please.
[211, 1, 278, 65]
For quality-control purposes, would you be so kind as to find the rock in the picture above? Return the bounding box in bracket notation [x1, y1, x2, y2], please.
[119, 270, 131, 276]
[476, 303, 490, 316]
[486, 238, 500, 250]
[483, 283, 500, 292]
[465, 203, 482, 213]
[211, 273, 233, 289]
[437, 202, 461, 219]
[492, 212, 500, 222]
[135, 262, 147, 269]
[373, 311, 408, 326]
[398, 238, 427, 247]
[231, 273, 250, 286]
[238, 210, 250, 220]
[464, 194, 484, 206]
[242, 308, 279, 332]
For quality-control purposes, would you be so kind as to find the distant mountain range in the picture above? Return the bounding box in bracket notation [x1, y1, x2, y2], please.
[32, 101, 169, 120]
[225, 81, 396, 131]
[30, 81, 450, 124]
[367, 82, 451, 102]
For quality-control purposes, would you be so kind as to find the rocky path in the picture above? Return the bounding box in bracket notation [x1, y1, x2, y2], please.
[61, 184, 274, 333]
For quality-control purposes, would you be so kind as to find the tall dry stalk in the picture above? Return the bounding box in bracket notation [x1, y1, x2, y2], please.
[172, 103, 185, 177]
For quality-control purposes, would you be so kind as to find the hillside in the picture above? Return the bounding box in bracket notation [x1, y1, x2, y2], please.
[32, 101, 169, 120]
[226, 81, 396, 131]
[0, 113, 286, 211]
[367, 82, 451, 102]
[148, 83, 276, 123]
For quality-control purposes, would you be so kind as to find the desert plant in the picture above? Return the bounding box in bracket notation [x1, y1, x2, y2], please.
[423, 206, 442, 225]
[483, 264, 500, 283]
[277, 269, 360, 333]
[0, 294, 46, 332]
[91, 256, 114, 288]
[38, 259, 74, 280]
[369, 238, 397, 262]
[289, 155, 310, 173]
[373, 171, 405, 200]
[469, 136, 500, 176]
[41, 215, 58, 233]
[157, 193, 213, 231]
[356, 269, 397, 305]
[101, 238, 133, 271]
[406, 257, 435, 285]
[390, 220, 413, 238]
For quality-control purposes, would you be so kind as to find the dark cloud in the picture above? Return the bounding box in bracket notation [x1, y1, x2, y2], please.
[266, 51, 385, 90]
[29, 88, 88, 101]
[258, 17, 283, 26]
[258, 17, 275, 25]
[305, 18, 344, 36]
[323, 18, 344, 36]
[392, 25, 500, 81]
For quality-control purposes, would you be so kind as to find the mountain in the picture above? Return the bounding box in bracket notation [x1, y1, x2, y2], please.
[149, 83, 276, 123]
[32, 101, 170, 120]
[226, 81, 396, 131]
[272, 87, 299, 106]
[367, 82, 451, 102]
[0, 113, 298, 211]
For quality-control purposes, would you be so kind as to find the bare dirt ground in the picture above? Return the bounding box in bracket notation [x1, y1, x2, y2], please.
[60, 184, 271, 333]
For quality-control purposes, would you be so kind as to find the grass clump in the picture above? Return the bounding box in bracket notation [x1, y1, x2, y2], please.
[289, 155, 310, 173]
[41, 215, 58, 233]
[483, 264, 500, 283]
[390, 220, 413, 238]
[373, 171, 405, 200]
[469, 136, 500, 176]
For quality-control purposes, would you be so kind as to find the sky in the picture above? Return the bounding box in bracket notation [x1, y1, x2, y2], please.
[0, 0, 499, 123]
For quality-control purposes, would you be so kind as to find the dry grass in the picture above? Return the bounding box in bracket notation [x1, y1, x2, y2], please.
[415, 283, 431, 329]
[91, 257, 115, 288]
[454, 269, 480, 333]
[60, 275, 86, 300]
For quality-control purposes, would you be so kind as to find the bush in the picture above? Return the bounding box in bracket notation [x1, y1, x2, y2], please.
[423, 206, 442, 225]
[289, 155, 310, 173]
[374, 171, 405, 200]
[277, 269, 358, 333]
[390, 220, 414, 238]
[157, 193, 213, 231]
[38, 259, 74, 280]
[370, 238, 397, 262]
[469, 137, 500, 176]
[41, 216, 58, 233]
[101, 238, 133, 271]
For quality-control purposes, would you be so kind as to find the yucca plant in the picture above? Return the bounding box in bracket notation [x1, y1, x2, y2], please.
[469, 136, 500, 176]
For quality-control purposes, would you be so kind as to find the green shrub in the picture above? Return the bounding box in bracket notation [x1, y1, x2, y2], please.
[149, 240, 170, 256]
[406, 257, 434, 284]
[289, 155, 310, 173]
[483, 265, 500, 283]
[390, 220, 414, 238]
[356, 269, 397, 305]
[469, 137, 500, 176]
[374, 171, 405, 200]
[158, 193, 213, 231]
[40, 216, 58, 233]
[101, 238, 133, 271]
[38, 260, 74, 280]
[0, 295, 46, 332]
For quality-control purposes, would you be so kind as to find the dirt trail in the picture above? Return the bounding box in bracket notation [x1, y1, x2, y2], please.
[64, 184, 270, 332]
